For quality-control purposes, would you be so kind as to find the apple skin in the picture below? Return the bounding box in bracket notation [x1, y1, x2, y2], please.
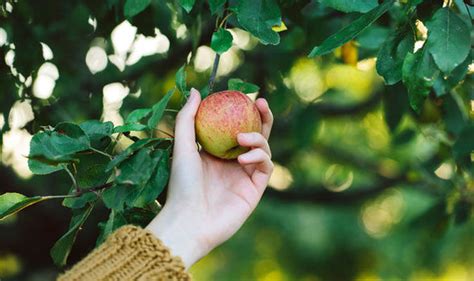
[195, 90, 262, 159]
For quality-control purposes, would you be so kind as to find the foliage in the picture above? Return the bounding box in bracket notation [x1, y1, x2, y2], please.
[0, 0, 473, 279]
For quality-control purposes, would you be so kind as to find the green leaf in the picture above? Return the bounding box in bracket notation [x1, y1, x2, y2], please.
[29, 123, 90, 162]
[211, 28, 233, 54]
[76, 153, 111, 188]
[62, 191, 97, 209]
[376, 30, 414, 85]
[319, 0, 378, 13]
[383, 83, 409, 132]
[309, 0, 394, 57]
[453, 124, 474, 160]
[127, 149, 170, 208]
[79, 120, 114, 149]
[50, 204, 94, 266]
[0, 193, 47, 220]
[116, 148, 154, 186]
[425, 8, 471, 74]
[208, 0, 226, 14]
[96, 210, 127, 246]
[28, 123, 92, 175]
[435, 53, 472, 95]
[124, 0, 152, 18]
[102, 184, 132, 211]
[228, 78, 260, 94]
[106, 138, 163, 172]
[179, 0, 196, 13]
[443, 93, 468, 136]
[125, 108, 152, 123]
[236, 0, 282, 45]
[113, 123, 148, 133]
[175, 65, 187, 95]
[356, 25, 389, 50]
[122, 207, 157, 227]
[402, 46, 438, 113]
[147, 89, 175, 130]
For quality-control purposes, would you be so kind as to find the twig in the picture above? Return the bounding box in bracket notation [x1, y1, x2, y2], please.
[154, 128, 175, 138]
[208, 53, 220, 93]
[63, 165, 79, 192]
[89, 147, 113, 160]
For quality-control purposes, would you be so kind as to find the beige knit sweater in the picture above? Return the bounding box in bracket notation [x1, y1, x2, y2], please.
[58, 225, 191, 280]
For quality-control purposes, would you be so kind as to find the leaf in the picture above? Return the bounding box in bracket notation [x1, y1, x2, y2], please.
[211, 28, 233, 55]
[102, 184, 133, 211]
[76, 153, 111, 188]
[175, 65, 187, 95]
[272, 21, 287, 32]
[0, 193, 47, 220]
[147, 89, 175, 131]
[113, 123, 148, 133]
[236, 0, 282, 45]
[453, 124, 474, 160]
[124, 0, 152, 18]
[127, 149, 170, 208]
[376, 30, 414, 85]
[50, 204, 94, 266]
[105, 138, 163, 172]
[319, 0, 378, 13]
[228, 78, 260, 94]
[402, 46, 438, 113]
[116, 148, 154, 186]
[96, 210, 127, 246]
[356, 25, 389, 50]
[383, 83, 409, 132]
[442, 93, 468, 136]
[28, 123, 93, 175]
[122, 207, 157, 227]
[125, 108, 151, 123]
[62, 190, 97, 209]
[208, 0, 226, 14]
[309, 0, 395, 57]
[425, 8, 471, 74]
[28, 134, 64, 175]
[179, 0, 196, 13]
[29, 123, 91, 162]
[435, 53, 472, 95]
[79, 120, 114, 149]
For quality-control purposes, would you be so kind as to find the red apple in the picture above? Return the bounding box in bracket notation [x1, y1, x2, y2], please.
[195, 90, 262, 159]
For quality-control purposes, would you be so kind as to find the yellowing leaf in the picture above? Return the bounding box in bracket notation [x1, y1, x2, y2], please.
[272, 21, 287, 32]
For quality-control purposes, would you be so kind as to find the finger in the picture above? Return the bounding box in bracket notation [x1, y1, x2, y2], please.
[237, 132, 271, 158]
[255, 98, 273, 140]
[174, 88, 201, 155]
[237, 149, 274, 192]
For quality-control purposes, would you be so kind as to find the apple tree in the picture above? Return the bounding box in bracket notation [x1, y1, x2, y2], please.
[0, 0, 473, 279]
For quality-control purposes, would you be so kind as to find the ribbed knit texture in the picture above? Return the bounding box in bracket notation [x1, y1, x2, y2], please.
[57, 225, 191, 281]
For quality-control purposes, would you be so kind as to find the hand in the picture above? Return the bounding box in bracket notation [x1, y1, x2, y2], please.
[146, 88, 274, 268]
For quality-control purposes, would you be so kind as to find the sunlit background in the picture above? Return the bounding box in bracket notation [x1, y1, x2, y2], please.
[1, 1, 473, 280]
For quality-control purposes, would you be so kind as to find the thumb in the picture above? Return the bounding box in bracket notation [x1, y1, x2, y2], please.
[174, 88, 201, 155]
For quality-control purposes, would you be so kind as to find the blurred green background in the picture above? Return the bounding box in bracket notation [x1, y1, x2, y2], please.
[0, 0, 473, 280]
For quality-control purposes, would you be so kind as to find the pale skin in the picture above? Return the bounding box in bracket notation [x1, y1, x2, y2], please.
[146, 88, 274, 268]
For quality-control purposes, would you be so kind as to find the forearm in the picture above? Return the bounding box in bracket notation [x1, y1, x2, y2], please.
[145, 206, 210, 269]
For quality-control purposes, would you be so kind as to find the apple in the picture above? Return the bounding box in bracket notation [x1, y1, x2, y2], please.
[195, 90, 262, 159]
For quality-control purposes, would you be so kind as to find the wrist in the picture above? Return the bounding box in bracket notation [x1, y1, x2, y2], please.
[145, 206, 209, 269]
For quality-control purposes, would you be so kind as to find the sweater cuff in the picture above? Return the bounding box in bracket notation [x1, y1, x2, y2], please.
[58, 225, 191, 281]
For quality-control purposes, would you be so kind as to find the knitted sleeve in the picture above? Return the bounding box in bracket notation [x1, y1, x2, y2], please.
[57, 225, 191, 281]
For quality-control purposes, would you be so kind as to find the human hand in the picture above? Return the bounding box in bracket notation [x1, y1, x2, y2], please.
[146, 88, 274, 268]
